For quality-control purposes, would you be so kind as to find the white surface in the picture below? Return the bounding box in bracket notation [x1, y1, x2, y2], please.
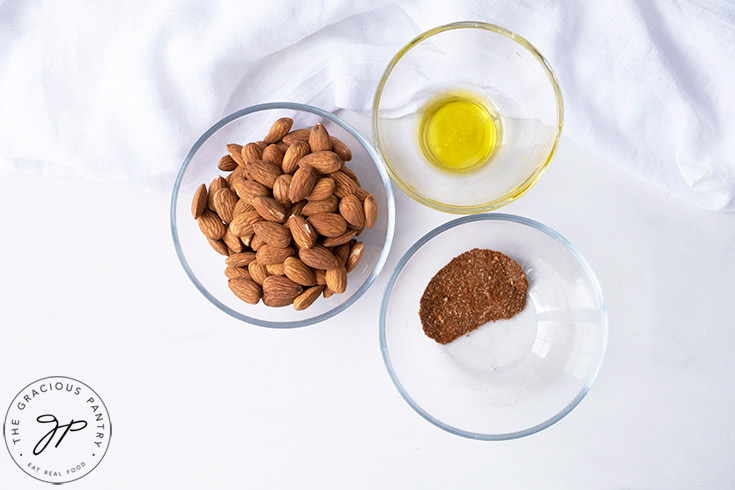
[1, 111, 734, 488]
[2, 1, 735, 209]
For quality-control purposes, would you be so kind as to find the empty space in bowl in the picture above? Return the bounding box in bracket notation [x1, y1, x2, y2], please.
[373, 23, 562, 212]
[381, 216, 606, 437]
[173, 104, 393, 327]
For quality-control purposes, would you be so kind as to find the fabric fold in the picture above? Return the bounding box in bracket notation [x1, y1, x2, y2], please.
[0, 0, 733, 210]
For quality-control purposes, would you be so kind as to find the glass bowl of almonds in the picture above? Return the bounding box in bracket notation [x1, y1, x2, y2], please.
[171, 102, 395, 328]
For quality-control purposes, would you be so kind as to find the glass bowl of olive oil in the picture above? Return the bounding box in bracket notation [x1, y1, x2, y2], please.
[373, 22, 563, 214]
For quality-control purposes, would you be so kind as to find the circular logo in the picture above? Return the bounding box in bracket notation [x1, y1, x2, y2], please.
[3, 376, 111, 484]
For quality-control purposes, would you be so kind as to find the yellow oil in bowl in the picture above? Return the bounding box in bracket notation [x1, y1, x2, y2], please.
[419, 93, 501, 172]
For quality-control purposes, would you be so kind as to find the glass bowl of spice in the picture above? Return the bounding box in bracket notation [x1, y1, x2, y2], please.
[380, 214, 607, 439]
[172, 102, 395, 328]
[372, 22, 563, 213]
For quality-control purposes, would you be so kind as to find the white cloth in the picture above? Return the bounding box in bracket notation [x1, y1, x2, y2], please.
[1, 0, 734, 210]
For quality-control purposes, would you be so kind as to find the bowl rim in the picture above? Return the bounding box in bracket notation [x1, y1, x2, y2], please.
[171, 102, 396, 328]
[379, 213, 608, 440]
[372, 21, 564, 214]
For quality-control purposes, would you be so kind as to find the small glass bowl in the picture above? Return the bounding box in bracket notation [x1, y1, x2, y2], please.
[373, 22, 563, 214]
[171, 102, 395, 328]
[380, 214, 607, 439]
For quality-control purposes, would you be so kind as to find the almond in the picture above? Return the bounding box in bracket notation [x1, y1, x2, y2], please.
[227, 143, 245, 166]
[364, 194, 378, 228]
[307, 213, 347, 238]
[229, 210, 263, 237]
[293, 286, 325, 311]
[231, 165, 248, 185]
[266, 263, 286, 276]
[252, 221, 291, 248]
[282, 128, 311, 145]
[314, 269, 327, 286]
[208, 176, 228, 210]
[218, 154, 238, 172]
[323, 287, 334, 299]
[208, 238, 229, 256]
[225, 266, 251, 280]
[288, 166, 317, 203]
[248, 261, 269, 286]
[262, 144, 284, 166]
[299, 244, 339, 270]
[253, 196, 286, 223]
[233, 198, 255, 217]
[229, 176, 245, 194]
[261, 293, 289, 307]
[347, 221, 364, 235]
[330, 136, 352, 161]
[305, 177, 335, 201]
[298, 151, 342, 174]
[346, 241, 364, 273]
[213, 188, 238, 224]
[262, 276, 302, 306]
[198, 210, 226, 240]
[248, 160, 281, 188]
[272, 174, 292, 206]
[323, 229, 356, 248]
[250, 233, 266, 251]
[262, 293, 292, 307]
[255, 140, 268, 150]
[302, 195, 338, 216]
[256, 245, 295, 265]
[242, 142, 263, 164]
[288, 215, 317, 250]
[309, 123, 332, 152]
[264, 117, 293, 144]
[289, 200, 307, 218]
[241, 232, 254, 248]
[276, 141, 290, 153]
[338, 194, 365, 228]
[225, 251, 256, 267]
[192, 183, 207, 219]
[222, 228, 244, 253]
[228, 278, 262, 304]
[354, 186, 370, 201]
[283, 257, 316, 286]
[233, 162, 249, 176]
[332, 241, 351, 264]
[332, 170, 358, 198]
[341, 165, 360, 186]
[282, 141, 310, 174]
[233, 179, 269, 202]
[325, 264, 347, 294]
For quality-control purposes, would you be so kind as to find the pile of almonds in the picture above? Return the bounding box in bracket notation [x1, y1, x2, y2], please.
[192, 117, 378, 310]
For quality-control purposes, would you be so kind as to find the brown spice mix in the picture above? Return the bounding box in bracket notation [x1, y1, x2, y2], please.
[419, 248, 528, 344]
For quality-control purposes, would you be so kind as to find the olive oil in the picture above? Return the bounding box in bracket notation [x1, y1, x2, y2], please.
[419, 93, 500, 171]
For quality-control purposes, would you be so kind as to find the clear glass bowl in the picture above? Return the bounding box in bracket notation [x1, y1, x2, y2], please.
[373, 22, 563, 214]
[380, 214, 607, 439]
[171, 102, 395, 328]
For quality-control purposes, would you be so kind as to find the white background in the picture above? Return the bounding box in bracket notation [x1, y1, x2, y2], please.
[1, 112, 734, 488]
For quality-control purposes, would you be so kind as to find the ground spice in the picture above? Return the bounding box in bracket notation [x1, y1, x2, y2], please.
[419, 248, 528, 344]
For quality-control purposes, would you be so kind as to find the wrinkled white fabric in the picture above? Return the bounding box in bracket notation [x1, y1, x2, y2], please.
[0, 0, 733, 210]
